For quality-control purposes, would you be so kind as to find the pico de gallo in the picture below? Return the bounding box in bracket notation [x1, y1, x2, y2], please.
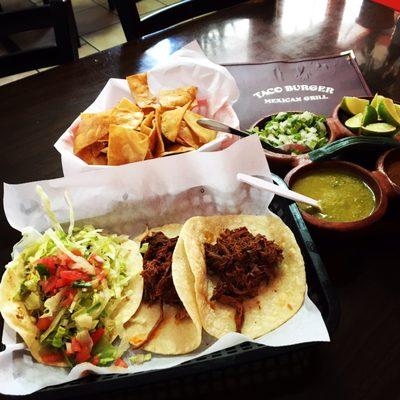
[14, 188, 137, 367]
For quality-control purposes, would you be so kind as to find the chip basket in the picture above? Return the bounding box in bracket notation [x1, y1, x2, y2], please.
[0, 174, 340, 399]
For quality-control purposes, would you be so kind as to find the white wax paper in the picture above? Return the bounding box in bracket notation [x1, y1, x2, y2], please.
[54, 41, 240, 176]
[1, 137, 329, 395]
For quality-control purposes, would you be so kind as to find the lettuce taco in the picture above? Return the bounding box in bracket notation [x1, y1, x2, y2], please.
[0, 188, 143, 367]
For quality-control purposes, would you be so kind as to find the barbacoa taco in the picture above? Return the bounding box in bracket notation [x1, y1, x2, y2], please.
[121, 224, 202, 355]
[0, 188, 143, 367]
[179, 215, 306, 339]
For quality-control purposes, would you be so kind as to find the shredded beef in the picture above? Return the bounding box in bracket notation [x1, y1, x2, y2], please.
[141, 232, 182, 306]
[205, 227, 283, 332]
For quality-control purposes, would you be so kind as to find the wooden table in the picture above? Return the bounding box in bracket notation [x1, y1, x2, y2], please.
[1, 1, 399, 399]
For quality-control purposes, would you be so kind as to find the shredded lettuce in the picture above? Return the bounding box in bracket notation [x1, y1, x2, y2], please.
[51, 325, 68, 348]
[40, 308, 66, 342]
[64, 191, 75, 237]
[36, 186, 63, 233]
[130, 353, 152, 365]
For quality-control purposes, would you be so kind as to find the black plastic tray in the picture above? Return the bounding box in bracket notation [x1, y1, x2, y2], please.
[0, 174, 340, 399]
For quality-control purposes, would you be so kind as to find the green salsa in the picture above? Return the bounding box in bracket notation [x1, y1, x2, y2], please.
[292, 170, 376, 222]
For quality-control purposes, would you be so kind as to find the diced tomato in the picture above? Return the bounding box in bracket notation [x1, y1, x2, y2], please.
[36, 257, 57, 274]
[41, 352, 65, 364]
[36, 316, 53, 331]
[90, 327, 105, 346]
[40, 275, 58, 295]
[71, 249, 83, 257]
[71, 337, 82, 352]
[59, 270, 90, 283]
[89, 254, 103, 266]
[75, 350, 91, 363]
[94, 266, 107, 281]
[56, 278, 66, 288]
[61, 288, 77, 307]
[91, 355, 99, 366]
[114, 358, 128, 368]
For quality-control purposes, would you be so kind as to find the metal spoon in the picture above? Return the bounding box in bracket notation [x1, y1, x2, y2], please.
[197, 118, 290, 155]
[237, 173, 322, 212]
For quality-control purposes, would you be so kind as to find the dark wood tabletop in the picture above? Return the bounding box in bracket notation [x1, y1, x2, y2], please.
[1, 1, 400, 399]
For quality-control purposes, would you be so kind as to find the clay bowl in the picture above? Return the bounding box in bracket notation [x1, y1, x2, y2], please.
[332, 95, 400, 138]
[284, 160, 388, 232]
[251, 111, 340, 170]
[373, 147, 400, 199]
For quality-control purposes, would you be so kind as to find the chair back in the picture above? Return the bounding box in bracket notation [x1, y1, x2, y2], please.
[0, 0, 78, 78]
[114, 0, 248, 41]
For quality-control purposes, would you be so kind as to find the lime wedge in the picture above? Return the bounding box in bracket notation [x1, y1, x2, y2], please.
[395, 103, 400, 117]
[377, 98, 400, 127]
[340, 97, 370, 115]
[345, 113, 363, 130]
[370, 94, 385, 110]
[361, 105, 378, 126]
[360, 122, 397, 136]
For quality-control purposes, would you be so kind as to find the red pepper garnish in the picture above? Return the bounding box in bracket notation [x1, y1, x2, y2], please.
[41, 352, 65, 364]
[114, 358, 128, 368]
[36, 316, 53, 331]
[90, 327, 105, 346]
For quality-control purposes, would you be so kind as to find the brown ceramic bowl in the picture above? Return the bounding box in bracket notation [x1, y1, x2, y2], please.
[332, 96, 400, 138]
[284, 160, 388, 232]
[251, 111, 338, 169]
[373, 147, 400, 198]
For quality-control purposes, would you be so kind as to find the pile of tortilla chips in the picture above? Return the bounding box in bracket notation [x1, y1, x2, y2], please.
[73, 73, 217, 166]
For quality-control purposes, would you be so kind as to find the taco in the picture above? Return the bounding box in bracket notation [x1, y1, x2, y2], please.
[121, 224, 202, 355]
[179, 215, 306, 339]
[0, 188, 143, 367]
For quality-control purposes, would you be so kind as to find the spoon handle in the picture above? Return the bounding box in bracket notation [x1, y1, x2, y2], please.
[237, 173, 321, 210]
[197, 118, 248, 137]
[309, 136, 400, 161]
[197, 119, 289, 154]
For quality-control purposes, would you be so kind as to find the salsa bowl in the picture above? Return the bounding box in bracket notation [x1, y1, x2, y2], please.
[284, 160, 388, 232]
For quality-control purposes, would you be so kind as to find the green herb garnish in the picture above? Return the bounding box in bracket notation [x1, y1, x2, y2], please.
[36, 264, 50, 278]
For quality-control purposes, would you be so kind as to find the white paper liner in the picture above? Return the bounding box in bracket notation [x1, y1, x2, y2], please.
[1, 137, 329, 395]
[54, 41, 240, 176]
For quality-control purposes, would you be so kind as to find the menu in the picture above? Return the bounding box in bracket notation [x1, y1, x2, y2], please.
[225, 53, 371, 128]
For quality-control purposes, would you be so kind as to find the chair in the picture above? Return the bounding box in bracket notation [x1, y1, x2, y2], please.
[114, 0, 248, 41]
[0, 0, 79, 78]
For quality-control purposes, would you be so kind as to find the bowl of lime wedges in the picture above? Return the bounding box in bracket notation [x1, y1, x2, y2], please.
[333, 94, 400, 138]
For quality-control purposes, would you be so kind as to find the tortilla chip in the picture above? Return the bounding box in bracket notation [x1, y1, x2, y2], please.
[108, 125, 149, 166]
[91, 140, 108, 157]
[77, 146, 107, 165]
[183, 110, 217, 144]
[161, 144, 193, 156]
[111, 99, 144, 131]
[126, 73, 156, 108]
[159, 86, 197, 108]
[154, 108, 165, 157]
[179, 215, 306, 339]
[74, 112, 113, 154]
[176, 121, 200, 149]
[161, 103, 190, 142]
[113, 97, 141, 113]
[190, 99, 198, 110]
[140, 111, 155, 136]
